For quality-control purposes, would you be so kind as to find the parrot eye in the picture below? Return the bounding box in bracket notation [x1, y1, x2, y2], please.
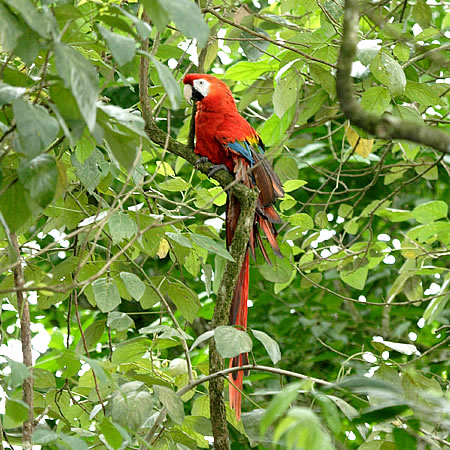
[193, 78, 210, 99]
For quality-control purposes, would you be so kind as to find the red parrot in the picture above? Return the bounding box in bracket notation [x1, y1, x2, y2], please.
[183, 73, 284, 419]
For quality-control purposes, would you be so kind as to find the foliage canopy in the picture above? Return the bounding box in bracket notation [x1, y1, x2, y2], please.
[0, 0, 449, 449]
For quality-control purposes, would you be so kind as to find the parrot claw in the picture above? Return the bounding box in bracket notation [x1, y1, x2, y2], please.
[209, 164, 230, 177]
[194, 157, 210, 168]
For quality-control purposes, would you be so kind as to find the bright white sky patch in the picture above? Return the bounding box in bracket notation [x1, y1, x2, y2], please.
[417, 318, 425, 328]
[383, 255, 395, 264]
[382, 351, 389, 360]
[358, 295, 367, 303]
[345, 431, 356, 441]
[424, 282, 440, 295]
[204, 217, 223, 232]
[168, 58, 178, 70]
[408, 332, 417, 342]
[247, 299, 254, 308]
[377, 233, 390, 241]
[363, 352, 377, 363]
[336, 216, 344, 224]
[392, 239, 401, 249]
[412, 24, 423, 36]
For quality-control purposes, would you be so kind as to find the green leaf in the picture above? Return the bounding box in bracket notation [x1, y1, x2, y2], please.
[225, 60, 278, 81]
[0, 82, 26, 106]
[0, 3, 23, 53]
[370, 52, 406, 96]
[154, 385, 185, 424]
[404, 276, 423, 302]
[71, 148, 109, 194]
[167, 281, 201, 323]
[119, 272, 145, 301]
[355, 401, 410, 424]
[404, 80, 444, 107]
[393, 43, 410, 62]
[252, 329, 281, 364]
[92, 278, 122, 312]
[191, 233, 234, 261]
[142, 0, 170, 31]
[0, 181, 32, 232]
[375, 207, 413, 222]
[315, 211, 328, 228]
[13, 99, 60, 158]
[54, 42, 98, 132]
[273, 71, 301, 118]
[259, 251, 293, 283]
[412, 201, 448, 224]
[393, 428, 417, 450]
[111, 382, 153, 430]
[108, 212, 138, 245]
[340, 258, 369, 290]
[97, 25, 136, 67]
[162, 0, 209, 48]
[422, 276, 449, 324]
[148, 54, 181, 109]
[6, 358, 29, 389]
[214, 326, 253, 359]
[99, 418, 124, 450]
[5, 399, 29, 428]
[260, 383, 301, 436]
[240, 30, 270, 61]
[297, 88, 328, 124]
[286, 213, 314, 230]
[166, 232, 193, 248]
[361, 86, 391, 115]
[18, 155, 57, 208]
[107, 311, 135, 332]
[413, 0, 432, 28]
[75, 320, 105, 354]
[112, 337, 151, 364]
[283, 180, 307, 192]
[159, 177, 191, 191]
[4, 0, 52, 38]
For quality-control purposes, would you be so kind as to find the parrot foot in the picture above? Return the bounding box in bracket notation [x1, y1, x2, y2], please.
[194, 157, 210, 168]
[208, 164, 230, 177]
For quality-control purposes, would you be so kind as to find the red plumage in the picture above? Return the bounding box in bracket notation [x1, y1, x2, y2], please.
[183, 73, 284, 420]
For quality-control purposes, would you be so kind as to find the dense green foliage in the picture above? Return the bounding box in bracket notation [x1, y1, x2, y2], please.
[0, 0, 449, 449]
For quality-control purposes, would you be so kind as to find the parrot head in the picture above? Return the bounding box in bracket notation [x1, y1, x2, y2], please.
[183, 74, 235, 108]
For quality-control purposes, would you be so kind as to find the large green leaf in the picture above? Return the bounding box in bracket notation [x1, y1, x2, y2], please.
[370, 52, 406, 96]
[214, 326, 253, 359]
[0, 181, 32, 232]
[97, 25, 136, 67]
[0, 3, 23, 53]
[148, 54, 182, 109]
[108, 212, 138, 245]
[361, 86, 391, 115]
[154, 386, 185, 425]
[225, 60, 278, 81]
[18, 154, 57, 208]
[54, 42, 98, 132]
[412, 200, 448, 224]
[13, 99, 60, 158]
[167, 281, 201, 323]
[190, 233, 234, 261]
[92, 277, 122, 312]
[252, 329, 281, 364]
[119, 272, 145, 301]
[273, 71, 301, 118]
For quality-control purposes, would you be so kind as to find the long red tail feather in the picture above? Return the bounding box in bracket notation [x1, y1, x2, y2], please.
[228, 251, 249, 420]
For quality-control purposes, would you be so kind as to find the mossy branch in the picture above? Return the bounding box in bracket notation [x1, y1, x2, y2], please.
[337, 0, 450, 154]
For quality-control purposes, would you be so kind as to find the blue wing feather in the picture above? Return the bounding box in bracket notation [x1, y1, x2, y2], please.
[226, 140, 255, 165]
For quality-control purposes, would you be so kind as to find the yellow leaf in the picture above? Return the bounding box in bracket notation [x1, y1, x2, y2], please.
[345, 124, 374, 158]
[157, 238, 170, 259]
[156, 161, 175, 177]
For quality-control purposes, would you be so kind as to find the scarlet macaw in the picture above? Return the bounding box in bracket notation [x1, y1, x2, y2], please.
[183, 73, 283, 419]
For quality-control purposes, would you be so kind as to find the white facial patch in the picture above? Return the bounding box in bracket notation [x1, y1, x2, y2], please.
[184, 84, 193, 104]
[193, 78, 210, 98]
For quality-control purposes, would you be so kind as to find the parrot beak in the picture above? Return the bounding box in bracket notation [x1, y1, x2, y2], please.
[184, 84, 193, 105]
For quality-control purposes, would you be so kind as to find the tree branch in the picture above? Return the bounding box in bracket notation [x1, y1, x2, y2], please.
[10, 232, 34, 448]
[337, 0, 450, 154]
